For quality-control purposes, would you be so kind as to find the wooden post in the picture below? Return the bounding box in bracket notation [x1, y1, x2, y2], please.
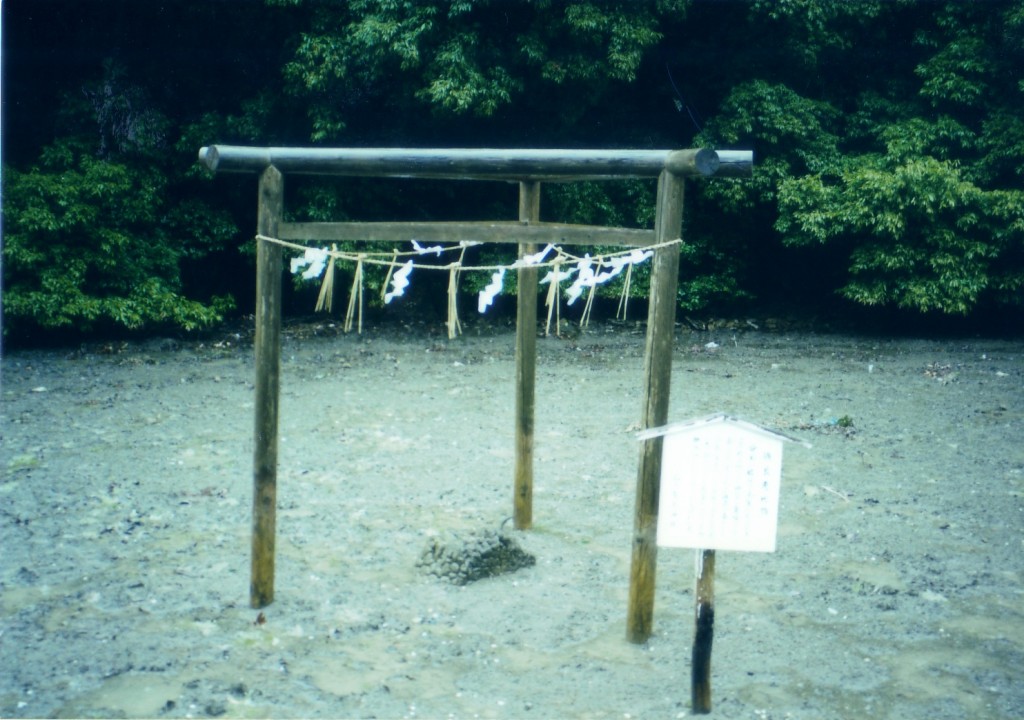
[513, 181, 541, 530]
[692, 549, 716, 714]
[251, 165, 283, 608]
[626, 170, 684, 643]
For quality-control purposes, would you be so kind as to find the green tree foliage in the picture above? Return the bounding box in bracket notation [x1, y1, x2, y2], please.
[769, 1, 1024, 314]
[2, 63, 238, 334]
[271, 0, 1022, 317]
[1, 2, 300, 337]
[3, 136, 236, 332]
[777, 158, 1023, 313]
[4, 0, 1022, 338]
[275, 0, 688, 141]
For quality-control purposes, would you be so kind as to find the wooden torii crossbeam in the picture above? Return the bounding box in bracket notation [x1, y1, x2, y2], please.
[197, 145, 753, 644]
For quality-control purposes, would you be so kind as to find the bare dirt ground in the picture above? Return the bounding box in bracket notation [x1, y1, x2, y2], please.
[2, 317, 1022, 719]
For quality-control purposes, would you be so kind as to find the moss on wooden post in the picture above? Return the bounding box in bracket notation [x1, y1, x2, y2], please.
[251, 165, 283, 608]
[626, 170, 684, 643]
[514, 181, 541, 530]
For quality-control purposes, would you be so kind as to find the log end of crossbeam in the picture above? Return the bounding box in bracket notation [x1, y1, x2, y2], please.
[199, 145, 275, 173]
[198, 145, 217, 172]
[665, 148, 719, 177]
[711, 150, 755, 178]
[665, 148, 754, 179]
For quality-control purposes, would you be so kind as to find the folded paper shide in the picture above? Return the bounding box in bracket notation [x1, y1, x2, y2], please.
[383, 260, 414, 304]
[478, 268, 506, 313]
[289, 247, 330, 280]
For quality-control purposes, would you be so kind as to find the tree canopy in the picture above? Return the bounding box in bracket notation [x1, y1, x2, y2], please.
[3, 0, 1022, 339]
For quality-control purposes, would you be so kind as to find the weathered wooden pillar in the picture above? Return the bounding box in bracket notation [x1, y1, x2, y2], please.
[251, 165, 283, 608]
[513, 180, 541, 529]
[626, 169, 684, 643]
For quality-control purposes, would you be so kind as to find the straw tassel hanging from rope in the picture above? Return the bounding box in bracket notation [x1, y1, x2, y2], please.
[314, 248, 337, 313]
[343, 255, 365, 334]
[380, 250, 399, 304]
[616, 262, 634, 321]
[446, 246, 467, 340]
[580, 259, 602, 329]
[544, 260, 563, 337]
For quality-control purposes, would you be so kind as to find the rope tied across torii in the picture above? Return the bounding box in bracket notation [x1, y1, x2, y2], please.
[256, 232, 685, 337]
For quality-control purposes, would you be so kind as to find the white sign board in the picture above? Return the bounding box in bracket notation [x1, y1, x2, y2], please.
[639, 415, 791, 552]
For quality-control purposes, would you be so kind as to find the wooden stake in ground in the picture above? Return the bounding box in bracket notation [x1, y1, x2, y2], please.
[513, 180, 540, 530]
[251, 165, 283, 608]
[692, 548, 716, 714]
[626, 170, 684, 643]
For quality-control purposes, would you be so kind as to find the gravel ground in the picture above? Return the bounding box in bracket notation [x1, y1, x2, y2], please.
[1, 317, 1022, 719]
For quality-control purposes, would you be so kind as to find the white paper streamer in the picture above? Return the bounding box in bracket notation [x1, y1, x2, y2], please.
[512, 243, 556, 268]
[412, 239, 444, 256]
[289, 247, 330, 280]
[565, 256, 594, 305]
[477, 268, 506, 313]
[384, 260, 414, 304]
[565, 249, 653, 305]
[540, 266, 576, 285]
[615, 248, 654, 268]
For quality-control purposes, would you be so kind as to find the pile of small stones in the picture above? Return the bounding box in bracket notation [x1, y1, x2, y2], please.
[416, 529, 536, 585]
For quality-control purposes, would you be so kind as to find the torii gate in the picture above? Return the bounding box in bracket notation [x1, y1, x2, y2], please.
[197, 145, 752, 643]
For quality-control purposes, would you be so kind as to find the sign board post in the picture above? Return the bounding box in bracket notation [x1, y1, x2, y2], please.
[637, 413, 805, 714]
[693, 548, 716, 712]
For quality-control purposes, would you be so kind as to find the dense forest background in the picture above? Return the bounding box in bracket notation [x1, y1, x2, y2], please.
[3, 0, 1023, 343]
